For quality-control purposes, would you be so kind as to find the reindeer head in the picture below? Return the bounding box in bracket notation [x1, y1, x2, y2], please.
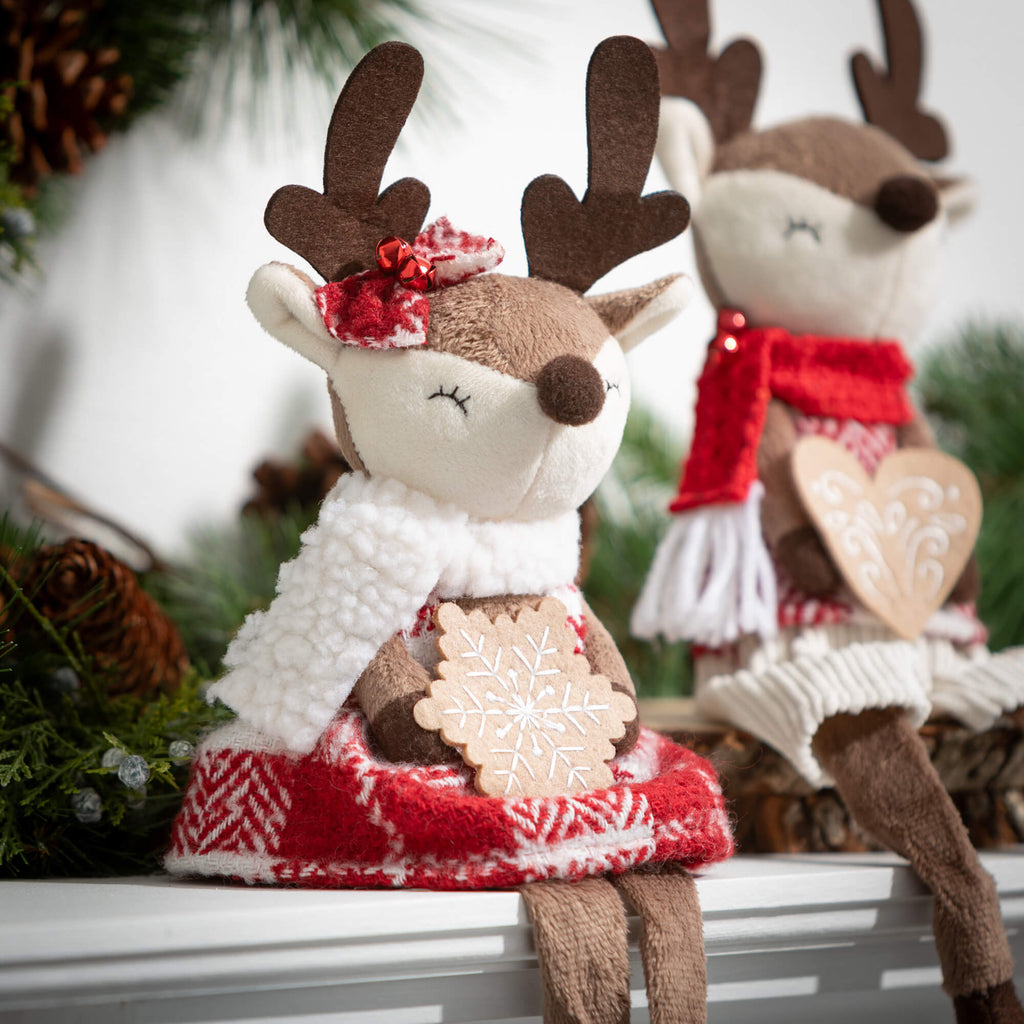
[246, 38, 692, 522]
[650, 0, 972, 340]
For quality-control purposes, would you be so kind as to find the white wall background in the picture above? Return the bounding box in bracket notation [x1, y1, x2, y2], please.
[1, 0, 1021, 555]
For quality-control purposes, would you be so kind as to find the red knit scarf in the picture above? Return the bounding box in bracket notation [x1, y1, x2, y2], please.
[671, 310, 916, 512]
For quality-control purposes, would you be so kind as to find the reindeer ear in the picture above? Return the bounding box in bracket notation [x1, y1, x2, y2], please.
[586, 274, 694, 352]
[934, 175, 977, 226]
[246, 262, 343, 372]
[656, 97, 716, 203]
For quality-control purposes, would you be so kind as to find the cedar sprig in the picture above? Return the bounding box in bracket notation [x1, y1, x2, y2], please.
[0, 517, 232, 878]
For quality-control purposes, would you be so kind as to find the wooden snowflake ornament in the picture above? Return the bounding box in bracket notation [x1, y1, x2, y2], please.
[413, 598, 637, 797]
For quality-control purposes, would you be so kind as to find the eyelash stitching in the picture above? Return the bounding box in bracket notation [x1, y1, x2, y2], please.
[428, 384, 470, 416]
[784, 216, 823, 243]
[605, 380, 621, 393]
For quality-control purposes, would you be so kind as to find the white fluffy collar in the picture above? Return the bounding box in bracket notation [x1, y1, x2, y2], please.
[209, 472, 581, 752]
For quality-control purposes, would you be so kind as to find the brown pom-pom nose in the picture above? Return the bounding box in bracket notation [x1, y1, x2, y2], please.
[874, 175, 939, 232]
[536, 355, 605, 426]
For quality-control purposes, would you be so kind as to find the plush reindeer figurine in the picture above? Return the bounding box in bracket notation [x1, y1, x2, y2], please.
[633, 0, 1024, 1020]
[166, 37, 733, 1024]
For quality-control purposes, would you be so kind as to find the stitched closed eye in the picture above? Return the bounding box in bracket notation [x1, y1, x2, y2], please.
[783, 215, 823, 243]
[428, 384, 470, 416]
[604, 379, 621, 394]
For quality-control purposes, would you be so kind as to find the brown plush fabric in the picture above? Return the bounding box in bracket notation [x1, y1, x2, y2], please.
[354, 634, 456, 765]
[427, 275, 607, 383]
[369, 689, 459, 765]
[851, 0, 949, 162]
[580, 599, 636, 699]
[757, 399, 844, 594]
[713, 117, 926, 209]
[586, 275, 683, 339]
[580, 597, 639, 755]
[536, 355, 606, 426]
[774, 525, 842, 596]
[949, 555, 982, 604]
[614, 867, 707, 1024]
[812, 707, 1019, 1002]
[895, 406, 938, 448]
[874, 174, 940, 232]
[328, 386, 366, 473]
[758, 400, 809, 548]
[522, 37, 690, 294]
[456, 594, 545, 619]
[691, 227, 727, 313]
[519, 878, 631, 1024]
[264, 42, 430, 282]
[954, 980, 1024, 1024]
[649, 0, 762, 144]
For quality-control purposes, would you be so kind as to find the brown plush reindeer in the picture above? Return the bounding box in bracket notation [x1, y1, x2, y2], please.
[166, 37, 732, 1024]
[633, 1, 1024, 1021]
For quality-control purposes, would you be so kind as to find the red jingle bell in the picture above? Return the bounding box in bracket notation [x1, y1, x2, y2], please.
[375, 236, 436, 291]
[396, 253, 437, 291]
[375, 236, 412, 273]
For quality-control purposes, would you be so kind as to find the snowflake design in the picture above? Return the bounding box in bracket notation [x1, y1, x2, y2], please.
[414, 598, 636, 797]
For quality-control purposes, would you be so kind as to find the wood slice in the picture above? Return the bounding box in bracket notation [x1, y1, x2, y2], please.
[640, 698, 1024, 853]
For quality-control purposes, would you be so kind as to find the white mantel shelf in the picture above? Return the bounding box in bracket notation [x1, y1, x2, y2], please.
[3, 851, 1024, 1023]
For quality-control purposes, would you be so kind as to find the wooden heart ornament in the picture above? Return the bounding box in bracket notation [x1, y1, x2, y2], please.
[791, 438, 982, 640]
[413, 598, 636, 797]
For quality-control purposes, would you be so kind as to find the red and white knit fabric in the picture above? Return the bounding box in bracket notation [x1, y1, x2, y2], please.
[165, 709, 732, 890]
[315, 217, 504, 350]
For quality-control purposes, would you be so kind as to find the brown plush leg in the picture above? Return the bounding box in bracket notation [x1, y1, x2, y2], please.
[614, 867, 707, 1024]
[519, 878, 631, 1024]
[813, 707, 1023, 1022]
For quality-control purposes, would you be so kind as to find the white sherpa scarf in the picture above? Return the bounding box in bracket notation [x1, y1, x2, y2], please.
[208, 472, 581, 753]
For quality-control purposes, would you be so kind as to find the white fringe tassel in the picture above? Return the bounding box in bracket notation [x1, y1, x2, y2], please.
[631, 483, 777, 646]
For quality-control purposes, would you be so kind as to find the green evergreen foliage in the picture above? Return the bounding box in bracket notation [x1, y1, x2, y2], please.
[918, 321, 1024, 652]
[86, 0, 429, 130]
[0, 519, 232, 878]
[1, 0, 433, 284]
[584, 407, 692, 697]
[147, 507, 313, 673]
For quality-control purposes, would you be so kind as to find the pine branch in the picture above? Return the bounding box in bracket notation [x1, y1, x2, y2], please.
[1, 518, 232, 877]
[918, 321, 1024, 651]
[145, 504, 313, 673]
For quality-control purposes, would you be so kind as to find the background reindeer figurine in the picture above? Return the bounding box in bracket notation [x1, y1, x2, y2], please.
[166, 36, 732, 1024]
[633, 0, 1024, 1021]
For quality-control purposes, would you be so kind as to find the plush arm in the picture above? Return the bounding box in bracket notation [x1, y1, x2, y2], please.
[353, 635, 456, 765]
[758, 400, 842, 596]
[897, 407, 981, 603]
[580, 598, 639, 755]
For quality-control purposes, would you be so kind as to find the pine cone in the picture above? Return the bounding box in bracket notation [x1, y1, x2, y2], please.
[1, 0, 132, 191]
[244, 429, 352, 517]
[24, 539, 188, 696]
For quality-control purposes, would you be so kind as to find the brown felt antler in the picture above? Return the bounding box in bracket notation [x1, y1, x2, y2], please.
[521, 36, 691, 295]
[851, 0, 949, 161]
[648, 0, 762, 144]
[265, 42, 431, 282]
